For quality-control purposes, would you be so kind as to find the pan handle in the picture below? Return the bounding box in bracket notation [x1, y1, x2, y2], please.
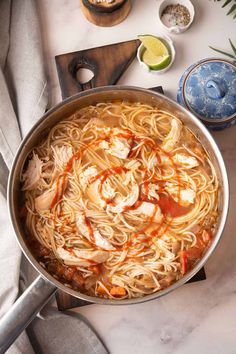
[0, 275, 57, 354]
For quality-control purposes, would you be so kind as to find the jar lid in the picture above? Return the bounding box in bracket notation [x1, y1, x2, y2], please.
[177, 59, 236, 128]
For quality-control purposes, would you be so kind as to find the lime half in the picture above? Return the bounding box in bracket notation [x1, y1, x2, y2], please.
[138, 35, 169, 57]
[142, 49, 171, 70]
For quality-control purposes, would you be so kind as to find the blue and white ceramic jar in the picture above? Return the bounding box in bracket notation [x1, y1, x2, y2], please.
[177, 58, 236, 130]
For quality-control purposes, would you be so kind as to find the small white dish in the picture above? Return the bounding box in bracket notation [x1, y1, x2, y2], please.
[137, 35, 175, 74]
[158, 0, 195, 34]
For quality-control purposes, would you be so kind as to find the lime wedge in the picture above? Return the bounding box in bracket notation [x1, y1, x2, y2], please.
[142, 49, 171, 70]
[138, 35, 169, 57]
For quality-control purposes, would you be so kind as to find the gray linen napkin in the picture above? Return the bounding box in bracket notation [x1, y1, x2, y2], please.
[0, 1, 108, 353]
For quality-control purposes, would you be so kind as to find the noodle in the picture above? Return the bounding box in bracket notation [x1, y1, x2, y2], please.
[20, 101, 219, 299]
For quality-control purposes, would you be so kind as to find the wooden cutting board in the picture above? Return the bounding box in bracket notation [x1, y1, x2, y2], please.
[54, 39, 206, 311]
[55, 39, 140, 99]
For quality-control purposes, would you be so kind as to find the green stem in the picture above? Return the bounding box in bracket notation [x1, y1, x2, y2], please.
[209, 46, 236, 59]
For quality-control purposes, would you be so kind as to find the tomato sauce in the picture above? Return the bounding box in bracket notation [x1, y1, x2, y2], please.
[90, 166, 129, 204]
[90, 166, 128, 184]
[123, 200, 143, 212]
[49, 126, 189, 264]
[157, 194, 191, 218]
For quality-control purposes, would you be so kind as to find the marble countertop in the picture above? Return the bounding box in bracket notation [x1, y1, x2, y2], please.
[37, 1, 236, 353]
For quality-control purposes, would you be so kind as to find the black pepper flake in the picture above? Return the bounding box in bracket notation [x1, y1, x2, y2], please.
[161, 4, 191, 27]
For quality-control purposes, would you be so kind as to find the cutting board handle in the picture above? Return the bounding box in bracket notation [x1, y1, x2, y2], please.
[55, 39, 140, 99]
[68, 59, 95, 91]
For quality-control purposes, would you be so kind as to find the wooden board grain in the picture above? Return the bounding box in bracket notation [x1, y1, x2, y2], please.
[54, 41, 206, 311]
[80, 0, 131, 27]
[55, 39, 140, 99]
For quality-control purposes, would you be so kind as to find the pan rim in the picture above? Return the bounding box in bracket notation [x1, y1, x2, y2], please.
[7, 85, 229, 305]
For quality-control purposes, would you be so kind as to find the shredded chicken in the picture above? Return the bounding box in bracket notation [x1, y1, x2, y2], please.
[162, 119, 182, 152]
[35, 189, 55, 212]
[76, 212, 115, 251]
[57, 247, 109, 267]
[22, 153, 45, 190]
[165, 182, 196, 207]
[124, 159, 141, 170]
[173, 153, 199, 169]
[107, 183, 139, 213]
[128, 202, 163, 223]
[79, 166, 99, 191]
[35, 176, 67, 212]
[156, 239, 175, 261]
[79, 166, 115, 208]
[101, 180, 116, 200]
[99, 128, 132, 159]
[142, 183, 160, 201]
[52, 145, 73, 171]
[86, 179, 113, 208]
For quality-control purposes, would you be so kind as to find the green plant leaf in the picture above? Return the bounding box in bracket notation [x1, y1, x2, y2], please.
[209, 46, 236, 59]
[222, 0, 232, 8]
[229, 39, 236, 55]
[211, 0, 236, 18]
[227, 3, 236, 14]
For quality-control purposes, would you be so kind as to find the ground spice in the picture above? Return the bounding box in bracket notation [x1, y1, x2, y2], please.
[161, 4, 191, 27]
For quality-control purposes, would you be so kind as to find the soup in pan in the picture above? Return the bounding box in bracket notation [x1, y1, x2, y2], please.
[20, 101, 219, 299]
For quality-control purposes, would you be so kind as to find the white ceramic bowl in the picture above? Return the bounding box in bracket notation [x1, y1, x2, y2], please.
[137, 35, 175, 74]
[158, 0, 195, 34]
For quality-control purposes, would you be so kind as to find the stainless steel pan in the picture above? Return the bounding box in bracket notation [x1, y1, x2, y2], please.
[0, 86, 229, 353]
